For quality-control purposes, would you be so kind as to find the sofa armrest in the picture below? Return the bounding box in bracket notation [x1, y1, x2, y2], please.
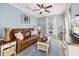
[16, 39, 22, 53]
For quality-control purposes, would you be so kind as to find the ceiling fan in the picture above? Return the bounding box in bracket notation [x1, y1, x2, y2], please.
[32, 4, 52, 14]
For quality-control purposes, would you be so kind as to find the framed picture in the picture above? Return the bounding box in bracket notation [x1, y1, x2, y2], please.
[21, 14, 30, 24]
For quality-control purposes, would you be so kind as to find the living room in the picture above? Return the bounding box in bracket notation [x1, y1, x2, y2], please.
[0, 3, 79, 56]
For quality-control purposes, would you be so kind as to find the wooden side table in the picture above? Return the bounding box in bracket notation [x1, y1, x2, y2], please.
[37, 37, 50, 53]
[0, 40, 16, 56]
[38, 37, 47, 41]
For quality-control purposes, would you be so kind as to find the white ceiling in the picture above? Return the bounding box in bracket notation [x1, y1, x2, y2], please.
[9, 3, 68, 17]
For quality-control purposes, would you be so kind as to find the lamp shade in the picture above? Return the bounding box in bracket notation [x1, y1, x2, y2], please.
[38, 26, 41, 30]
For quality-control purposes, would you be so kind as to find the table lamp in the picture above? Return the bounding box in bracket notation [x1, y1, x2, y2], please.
[38, 26, 41, 34]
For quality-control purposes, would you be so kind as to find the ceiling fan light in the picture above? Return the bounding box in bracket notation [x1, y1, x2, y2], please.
[40, 8, 45, 12]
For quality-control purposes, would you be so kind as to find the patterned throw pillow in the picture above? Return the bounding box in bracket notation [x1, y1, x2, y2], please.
[14, 32, 24, 40]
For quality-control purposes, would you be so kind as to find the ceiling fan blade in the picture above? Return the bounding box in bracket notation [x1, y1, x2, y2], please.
[45, 5, 52, 9]
[41, 4, 44, 8]
[40, 11, 42, 14]
[37, 4, 41, 8]
[45, 10, 50, 13]
[32, 9, 40, 11]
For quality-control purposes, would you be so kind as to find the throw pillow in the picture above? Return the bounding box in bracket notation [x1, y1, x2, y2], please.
[14, 32, 24, 40]
[31, 30, 38, 36]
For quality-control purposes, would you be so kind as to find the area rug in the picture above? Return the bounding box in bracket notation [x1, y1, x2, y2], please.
[16, 40, 61, 56]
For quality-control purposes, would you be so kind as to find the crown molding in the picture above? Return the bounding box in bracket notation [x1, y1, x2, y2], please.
[8, 3, 37, 17]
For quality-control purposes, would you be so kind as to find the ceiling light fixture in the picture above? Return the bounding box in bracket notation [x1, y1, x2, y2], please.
[40, 8, 45, 12]
[32, 4, 52, 14]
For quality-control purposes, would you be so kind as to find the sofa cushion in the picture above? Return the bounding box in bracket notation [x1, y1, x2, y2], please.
[13, 29, 23, 33]
[23, 31, 31, 38]
[21, 35, 38, 44]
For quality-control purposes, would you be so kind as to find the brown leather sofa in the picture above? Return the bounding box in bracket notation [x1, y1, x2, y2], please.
[9, 28, 40, 53]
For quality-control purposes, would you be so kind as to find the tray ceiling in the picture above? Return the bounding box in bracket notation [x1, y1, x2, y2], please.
[9, 3, 68, 17]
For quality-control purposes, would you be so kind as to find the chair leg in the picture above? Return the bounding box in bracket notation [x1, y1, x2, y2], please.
[46, 50, 49, 55]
